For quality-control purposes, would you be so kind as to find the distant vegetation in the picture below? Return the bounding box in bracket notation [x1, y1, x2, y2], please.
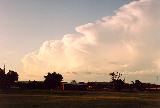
[0, 66, 159, 91]
[44, 72, 63, 89]
[0, 68, 18, 89]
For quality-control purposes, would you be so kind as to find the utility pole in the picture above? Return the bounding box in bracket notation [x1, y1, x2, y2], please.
[3, 64, 5, 74]
[156, 75, 159, 84]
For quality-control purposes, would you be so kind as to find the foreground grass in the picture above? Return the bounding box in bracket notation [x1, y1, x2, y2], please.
[0, 90, 160, 108]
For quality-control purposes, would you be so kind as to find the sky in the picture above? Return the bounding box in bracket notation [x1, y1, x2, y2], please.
[0, 0, 131, 71]
[1, 0, 160, 84]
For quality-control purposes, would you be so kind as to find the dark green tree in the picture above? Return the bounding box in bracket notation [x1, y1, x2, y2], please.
[44, 72, 63, 90]
[71, 80, 77, 84]
[6, 70, 19, 88]
[132, 80, 145, 91]
[109, 72, 125, 90]
[0, 68, 6, 89]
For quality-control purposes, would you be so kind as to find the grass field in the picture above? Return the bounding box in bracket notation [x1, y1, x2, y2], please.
[0, 90, 160, 108]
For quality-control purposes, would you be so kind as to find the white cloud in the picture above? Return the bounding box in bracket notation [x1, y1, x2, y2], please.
[22, 0, 160, 83]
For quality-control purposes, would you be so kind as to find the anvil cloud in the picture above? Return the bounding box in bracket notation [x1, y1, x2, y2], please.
[22, 0, 160, 82]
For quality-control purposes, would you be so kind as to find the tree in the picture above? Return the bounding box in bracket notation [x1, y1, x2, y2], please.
[6, 70, 19, 88]
[109, 72, 125, 90]
[0, 68, 6, 89]
[71, 80, 77, 84]
[132, 80, 145, 91]
[44, 72, 63, 90]
[109, 72, 122, 81]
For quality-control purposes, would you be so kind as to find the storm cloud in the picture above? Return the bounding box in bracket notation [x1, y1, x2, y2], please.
[22, 0, 160, 82]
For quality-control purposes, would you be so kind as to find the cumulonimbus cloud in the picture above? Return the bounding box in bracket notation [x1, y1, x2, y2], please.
[22, 0, 160, 83]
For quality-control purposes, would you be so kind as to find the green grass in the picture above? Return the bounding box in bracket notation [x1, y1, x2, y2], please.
[0, 90, 160, 108]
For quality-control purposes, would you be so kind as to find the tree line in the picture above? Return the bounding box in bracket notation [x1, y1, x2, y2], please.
[0, 67, 63, 90]
[0, 67, 159, 91]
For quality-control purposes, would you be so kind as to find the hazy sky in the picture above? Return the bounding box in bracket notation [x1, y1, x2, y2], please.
[0, 0, 131, 71]
[2, 0, 160, 84]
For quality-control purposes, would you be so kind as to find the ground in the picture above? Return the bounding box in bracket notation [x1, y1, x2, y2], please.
[0, 90, 160, 108]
